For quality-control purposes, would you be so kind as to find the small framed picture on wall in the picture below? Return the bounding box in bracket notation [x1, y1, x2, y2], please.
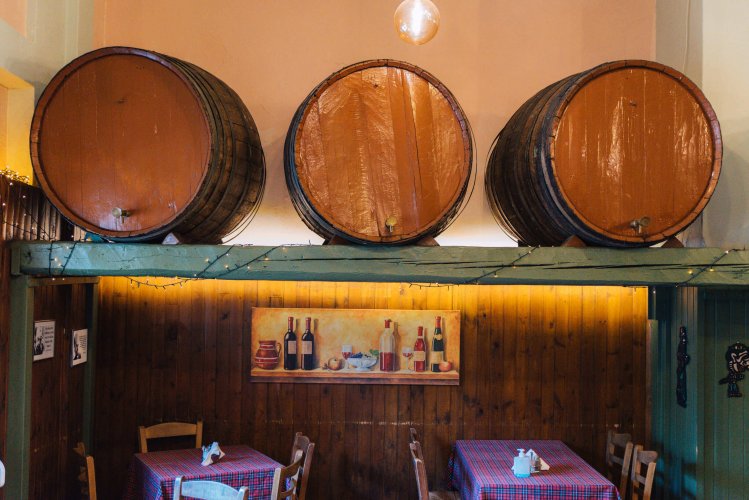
[33, 320, 55, 361]
[70, 329, 88, 367]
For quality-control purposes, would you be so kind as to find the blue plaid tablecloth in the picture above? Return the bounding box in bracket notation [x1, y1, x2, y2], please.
[448, 440, 620, 500]
[123, 445, 280, 499]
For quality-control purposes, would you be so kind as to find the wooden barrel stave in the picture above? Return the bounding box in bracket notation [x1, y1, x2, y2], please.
[165, 56, 263, 242]
[488, 75, 578, 245]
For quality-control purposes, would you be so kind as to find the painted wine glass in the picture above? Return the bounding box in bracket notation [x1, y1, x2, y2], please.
[342, 344, 353, 369]
[401, 346, 413, 372]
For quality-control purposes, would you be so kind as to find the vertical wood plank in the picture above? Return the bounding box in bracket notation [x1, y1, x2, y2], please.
[174, 282, 192, 424]
[422, 284, 441, 491]
[500, 284, 518, 439]
[240, 280, 258, 445]
[163, 284, 179, 424]
[475, 285, 491, 440]
[516, 286, 531, 438]
[202, 280, 218, 439]
[541, 286, 557, 439]
[552, 286, 569, 440]
[605, 288, 622, 436]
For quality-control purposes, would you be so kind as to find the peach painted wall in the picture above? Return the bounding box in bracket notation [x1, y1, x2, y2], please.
[701, 1, 749, 249]
[93, 0, 656, 246]
[0, 1, 92, 98]
[0, 0, 26, 37]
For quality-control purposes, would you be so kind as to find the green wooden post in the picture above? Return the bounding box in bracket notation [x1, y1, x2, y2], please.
[6, 275, 32, 500]
[695, 289, 706, 500]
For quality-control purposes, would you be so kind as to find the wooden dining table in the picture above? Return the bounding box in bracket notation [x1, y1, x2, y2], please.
[448, 440, 620, 500]
[122, 444, 281, 499]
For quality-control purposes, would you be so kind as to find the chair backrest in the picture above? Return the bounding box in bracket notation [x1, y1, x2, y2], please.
[289, 432, 315, 500]
[605, 430, 633, 498]
[271, 450, 304, 500]
[409, 442, 429, 500]
[172, 476, 248, 500]
[630, 445, 658, 500]
[409, 427, 420, 445]
[73, 441, 97, 500]
[138, 420, 203, 453]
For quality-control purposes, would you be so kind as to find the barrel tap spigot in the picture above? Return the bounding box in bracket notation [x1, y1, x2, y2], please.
[630, 216, 651, 235]
[385, 215, 397, 233]
[112, 207, 131, 222]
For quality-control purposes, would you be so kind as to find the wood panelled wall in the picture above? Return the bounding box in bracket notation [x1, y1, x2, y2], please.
[94, 278, 648, 499]
[654, 287, 749, 499]
[701, 289, 749, 500]
[0, 244, 8, 500]
[0, 176, 64, 500]
[29, 283, 89, 499]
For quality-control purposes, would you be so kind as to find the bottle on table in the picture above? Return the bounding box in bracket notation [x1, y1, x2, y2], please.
[430, 316, 444, 372]
[283, 316, 297, 370]
[380, 319, 395, 372]
[512, 449, 532, 478]
[301, 317, 315, 370]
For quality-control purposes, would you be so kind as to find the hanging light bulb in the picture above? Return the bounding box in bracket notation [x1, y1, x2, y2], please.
[394, 0, 440, 45]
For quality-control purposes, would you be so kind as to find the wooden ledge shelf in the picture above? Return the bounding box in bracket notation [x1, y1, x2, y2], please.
[250, 368, 460, 385]
[9, 241, 749, 286]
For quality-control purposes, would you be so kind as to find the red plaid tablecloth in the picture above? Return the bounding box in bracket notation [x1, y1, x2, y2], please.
[123, 445, 281, 499]
[448, 440, 620, 500]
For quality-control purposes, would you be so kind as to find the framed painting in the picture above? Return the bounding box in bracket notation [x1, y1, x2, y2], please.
[250, 307, 460, 385]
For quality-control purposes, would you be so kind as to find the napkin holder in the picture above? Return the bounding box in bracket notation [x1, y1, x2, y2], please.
[201, 442, 225, 466]
[525, 448, 550, 472]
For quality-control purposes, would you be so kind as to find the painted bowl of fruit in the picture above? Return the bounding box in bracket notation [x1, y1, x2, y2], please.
[347, 353, 378, 371]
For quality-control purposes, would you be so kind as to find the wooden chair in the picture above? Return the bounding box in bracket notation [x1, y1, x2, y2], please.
[138, 420, 203, 453]
[271, 450, 304, 500]
[409, 442, 459, 500]
[605, 430, 633, 498]
[73, 441, 97, 500]
[409, 427, 426, 461]
[172, 476, 248, 500]
[630, 445, 658, 500]
[289, 432, 315, 500]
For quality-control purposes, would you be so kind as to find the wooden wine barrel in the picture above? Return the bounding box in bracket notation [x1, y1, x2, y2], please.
[30, 47, 265, 243]
[486, 60, 722, 247]
[285, 60, 473, 245]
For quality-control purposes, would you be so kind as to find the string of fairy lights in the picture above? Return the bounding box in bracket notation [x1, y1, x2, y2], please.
[0, 168, 58, 241]
[3, 167, 746, 291]
[35, 238, 745, 292]
[125, 244, 282, 289]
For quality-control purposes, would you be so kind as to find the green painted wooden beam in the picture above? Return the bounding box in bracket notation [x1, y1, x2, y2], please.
[7, 275, 33, 500]
[10, 241, 749, 286]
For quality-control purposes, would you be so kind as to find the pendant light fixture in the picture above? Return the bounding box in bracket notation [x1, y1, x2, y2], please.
[393, 0, 440, 45]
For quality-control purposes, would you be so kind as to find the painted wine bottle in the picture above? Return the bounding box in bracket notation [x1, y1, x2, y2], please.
[430, 316, 444, 372]
[283, 316, 297, 370]
[414, 326, 426, 372]
[380, 319, 395, 371]
[301, 317, 315, 370]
